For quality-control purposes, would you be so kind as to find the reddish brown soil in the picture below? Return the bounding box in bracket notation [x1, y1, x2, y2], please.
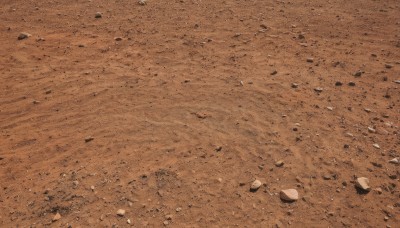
[1, 0, 399, 227]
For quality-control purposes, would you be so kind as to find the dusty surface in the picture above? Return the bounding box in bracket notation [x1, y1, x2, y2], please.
[0, 0, 399, 227]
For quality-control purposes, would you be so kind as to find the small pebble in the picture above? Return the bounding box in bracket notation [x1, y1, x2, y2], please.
[85, 136, 94, 143]
[275, 160, 284, 167]
[95, 12, 102, 18]
[314, 87, 323, 92]
[354, 71, 362, 77]
[389, 158, 399, 164]
[138, 0, 147, 5]
[385, 64, 393, 69]
[335, 81, 343, 86]
[52, 213, 61, 222]
[250, 180, 262, 192]
[306, 58, 314, 63]
[373, 143, 380, 149]
[18, 32, 31, 40]
[368, 127, 376, 133]
[348, 82, 356, 86]
[117, 209, 126, 216]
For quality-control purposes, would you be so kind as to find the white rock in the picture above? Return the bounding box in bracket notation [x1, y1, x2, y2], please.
[280, 189, 299, 201]
[389, 158, 399, 164]
[373, 143, 380, 149]
[250, 180, 262, 191]
[138, 0, 147, 5]
[355, 177, 371, 191]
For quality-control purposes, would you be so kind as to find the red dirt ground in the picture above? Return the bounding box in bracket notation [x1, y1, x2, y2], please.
[0, 0, 399, 227]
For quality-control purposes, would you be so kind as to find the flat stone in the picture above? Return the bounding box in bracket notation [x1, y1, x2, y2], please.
[368, 127, 376, 133]
[280, 189, 298, 202]
[138, 0, 147, 5]
[250, 180, 262, 191]
[385, 64, 393, 69]
[85, 136, 94, 143]
[355, 177, 371, 192]
[117, 209, 126, 216]
[314, 87, 323, 92]
[306, 58, 314, 63]
[373, 143, 380, 149]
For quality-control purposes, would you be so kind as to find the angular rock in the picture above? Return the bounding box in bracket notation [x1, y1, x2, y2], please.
[355, 177, 371, 192]
[280, 189, 298, 202]
[18, 32, 31, 40]
[52, 213, 61, 222]
[389, 158, 399, 164]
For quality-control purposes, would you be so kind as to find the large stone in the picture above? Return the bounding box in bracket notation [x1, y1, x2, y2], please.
[280, 189, 298, 202]
[355, 177, 371, 192]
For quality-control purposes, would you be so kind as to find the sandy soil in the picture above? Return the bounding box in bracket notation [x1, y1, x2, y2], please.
[0, 0, 399, 227]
